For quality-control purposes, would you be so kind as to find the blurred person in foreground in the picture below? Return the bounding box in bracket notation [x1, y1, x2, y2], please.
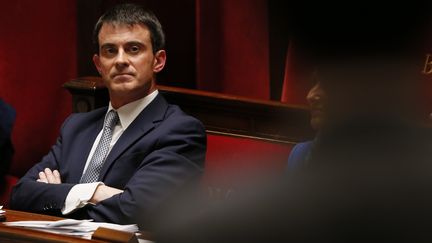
[152, 2, 432, 242]
[10, 4, 206, 229]
[153, 57, 432, 243]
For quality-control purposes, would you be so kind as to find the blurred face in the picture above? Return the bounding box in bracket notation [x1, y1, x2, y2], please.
[306, 82, 326, 130]
[93, 23, 166, 108]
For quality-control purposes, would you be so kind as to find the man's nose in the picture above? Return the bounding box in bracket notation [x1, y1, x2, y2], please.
[306, 90, 316, 105]
[307, 90, 322, 107]
[115, 49, 129, 68]
[307, 84, 323, 105]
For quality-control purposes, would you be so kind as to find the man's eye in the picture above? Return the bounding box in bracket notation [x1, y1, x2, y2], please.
[129, 46, 140, 53]
[103, 48, 117, 55]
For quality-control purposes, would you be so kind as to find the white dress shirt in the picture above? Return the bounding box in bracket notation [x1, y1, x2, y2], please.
[62, 90, 159, 215]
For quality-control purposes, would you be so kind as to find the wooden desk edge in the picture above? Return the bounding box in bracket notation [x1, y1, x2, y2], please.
[0, 223, 106, 243]
[1, 209, 107, 242]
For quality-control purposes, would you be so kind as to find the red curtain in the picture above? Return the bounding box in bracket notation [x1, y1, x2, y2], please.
[0, 1, 76, 176]
[280, 41, 313, 105]
[196, 0, 270, 100]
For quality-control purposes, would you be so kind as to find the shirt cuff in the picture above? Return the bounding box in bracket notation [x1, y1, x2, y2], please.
[61, 182, 103, 215]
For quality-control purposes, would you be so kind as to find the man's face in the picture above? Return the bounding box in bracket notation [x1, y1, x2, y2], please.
[93, 23, 165, 103]
[306, 82, 326, 130]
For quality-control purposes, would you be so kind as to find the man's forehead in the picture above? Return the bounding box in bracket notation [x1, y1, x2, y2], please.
[98, 22, 150, 41]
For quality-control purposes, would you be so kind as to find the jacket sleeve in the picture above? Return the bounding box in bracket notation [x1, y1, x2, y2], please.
[84, 116, 206, 228]
[10, 116, 75, 214]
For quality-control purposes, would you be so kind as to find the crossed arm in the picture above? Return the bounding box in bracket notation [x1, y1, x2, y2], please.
[37, 168, 123, 204]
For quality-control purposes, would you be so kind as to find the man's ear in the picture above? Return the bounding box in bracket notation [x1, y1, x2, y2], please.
[153, 50, 166, 73]
[93, 54, 102, 75]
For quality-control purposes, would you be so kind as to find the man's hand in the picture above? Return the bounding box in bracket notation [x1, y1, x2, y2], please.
[90, 184, 124, 204]
[37, 168, 61, 184]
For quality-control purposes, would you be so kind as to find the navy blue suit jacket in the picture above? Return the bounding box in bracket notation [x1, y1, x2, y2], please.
[287, 141, 313, 171]
[11, 94, 206, 228]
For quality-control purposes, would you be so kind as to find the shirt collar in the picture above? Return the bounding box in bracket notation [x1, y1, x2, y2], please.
[107, 90, 159, 130]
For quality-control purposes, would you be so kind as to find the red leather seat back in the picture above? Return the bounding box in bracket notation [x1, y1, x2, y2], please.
[204, 134, 293, 185]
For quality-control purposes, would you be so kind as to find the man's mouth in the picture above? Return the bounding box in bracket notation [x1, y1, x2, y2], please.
[112, 73, 135, 80]
[113, 73, 134, 77]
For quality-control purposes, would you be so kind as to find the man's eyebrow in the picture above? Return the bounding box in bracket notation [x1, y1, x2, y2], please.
[100, 43, 116, 49]
[125, 41, 145, 46]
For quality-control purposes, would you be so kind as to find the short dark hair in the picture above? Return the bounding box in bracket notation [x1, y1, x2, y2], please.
[93, 3, 165, 54]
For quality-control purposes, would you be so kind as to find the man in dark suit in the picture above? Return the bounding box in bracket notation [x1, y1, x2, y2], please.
[10, 4, 206, 228]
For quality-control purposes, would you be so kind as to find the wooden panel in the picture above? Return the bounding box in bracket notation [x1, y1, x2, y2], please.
[63, 77, 314, 143]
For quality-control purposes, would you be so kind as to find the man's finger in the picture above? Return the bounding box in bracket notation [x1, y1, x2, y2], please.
[44, 168, 56, 184]
[38, 172, 48, 183]
[53, 170, 61, 183]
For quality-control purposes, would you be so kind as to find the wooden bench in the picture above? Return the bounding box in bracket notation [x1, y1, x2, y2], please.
[63, 77, 313, 143]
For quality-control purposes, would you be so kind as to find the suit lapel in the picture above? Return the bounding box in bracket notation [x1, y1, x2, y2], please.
[69, 108, 106, 183]
[98, 94, 168, 181]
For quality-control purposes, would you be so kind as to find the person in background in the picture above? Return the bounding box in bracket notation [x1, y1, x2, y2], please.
[0, 99, 16, 188]
[287, 80, 326, 170]
[10, 3, 206, 229]
[0, 99, 16, 208]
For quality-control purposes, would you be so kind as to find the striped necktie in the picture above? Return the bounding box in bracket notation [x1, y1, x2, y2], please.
[80, 110, 119, 183]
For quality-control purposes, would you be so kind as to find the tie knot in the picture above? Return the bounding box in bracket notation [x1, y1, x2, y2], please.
[104, 110, 119, 129]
